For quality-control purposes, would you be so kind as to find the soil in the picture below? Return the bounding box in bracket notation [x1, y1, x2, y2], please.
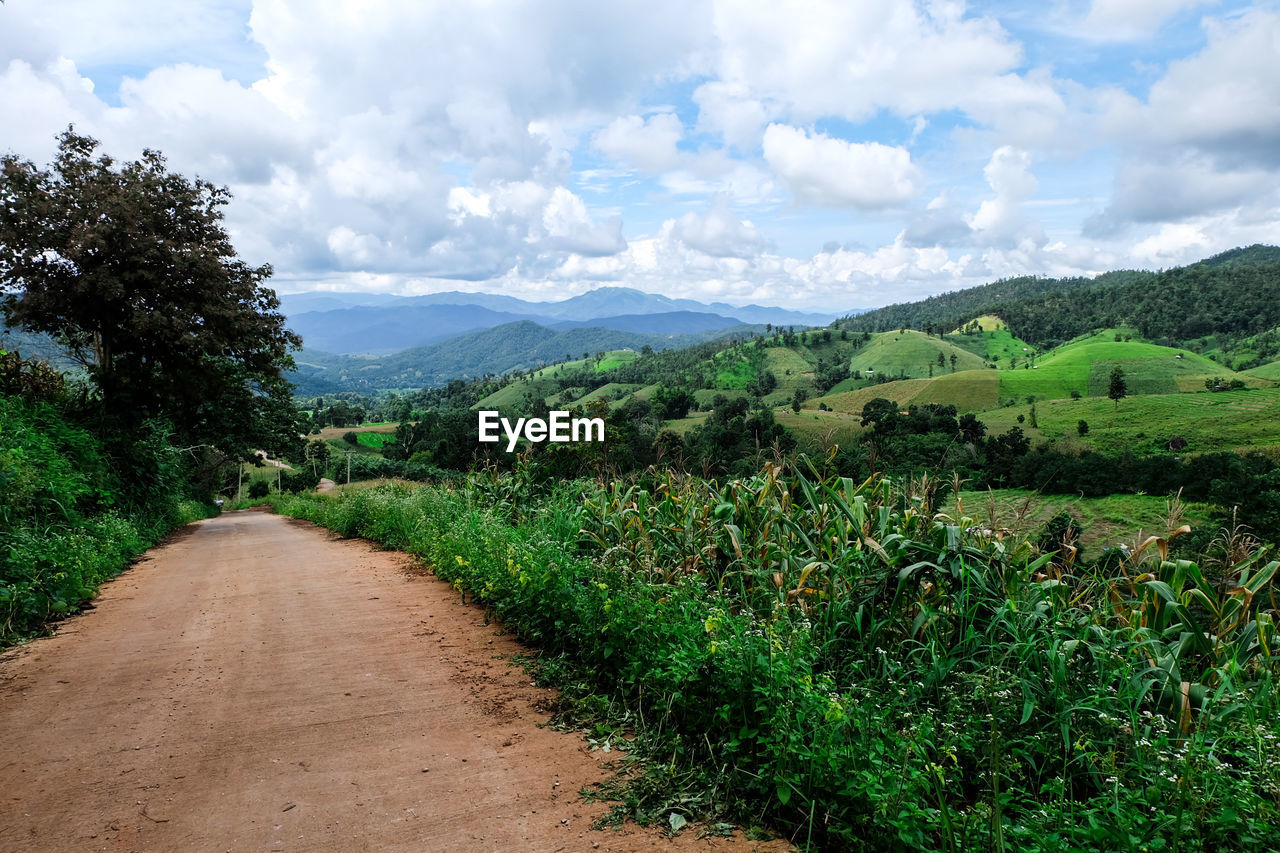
[0, 511, 792, 852]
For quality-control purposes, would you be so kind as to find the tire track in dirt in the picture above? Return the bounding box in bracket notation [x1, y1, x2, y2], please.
[0, 510, 790, 852]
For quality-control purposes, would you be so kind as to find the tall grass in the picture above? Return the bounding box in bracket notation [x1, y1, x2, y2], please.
[274, 462, 1280, 851]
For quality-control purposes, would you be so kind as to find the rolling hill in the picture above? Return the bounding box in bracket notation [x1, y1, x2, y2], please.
[842, 244, 1280, 349]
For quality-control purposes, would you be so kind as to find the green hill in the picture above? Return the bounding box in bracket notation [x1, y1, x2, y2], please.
[1245, 359, 1280, 381]
[993, 330, 1244, 402]
[847, 329, 988, 380]
[842, 244, 1280, 350]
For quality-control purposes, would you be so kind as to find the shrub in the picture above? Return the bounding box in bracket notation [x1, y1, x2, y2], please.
[247, 480, 270, 499]
[342, 431, 359, 444]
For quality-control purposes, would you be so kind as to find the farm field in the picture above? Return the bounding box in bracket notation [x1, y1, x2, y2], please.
[977, 387, 1280, 454]
[954, 488, 1216, 553]
[846, 329, 987, 379]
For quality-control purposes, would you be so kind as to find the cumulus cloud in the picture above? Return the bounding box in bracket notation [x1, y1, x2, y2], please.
[762, 124, 923, 209]
[1088, 10, 1280, 235]
[663, 198, 769, 258]
[902, 193, 973, 248]
[967, 146, 1045, 249]
[592, 113, 684, 173]
[1077, 0, 1215, 41]
[1, 0, 1276, 311]
[1144, 10, 1280, 168]
[696, 0, 1066, 146]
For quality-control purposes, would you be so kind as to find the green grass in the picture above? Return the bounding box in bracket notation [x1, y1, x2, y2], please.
[762, 346, 814, 394]
[569, 382, 644, 407]
[848, 329, 987, 380]
[662, 410, 710, 436]
[775, 408, 864, 449]
[994, 330, 1247, 402]
[273, 468, 1280, 851]
[593, 350, 639, 372]
[811, 370, 1000, 416]
[355, 431, 394, 449]
[713, 355, 756, 389]
[474, 375, 562, 410]
[977, 386, 1280, 454]
[1245, 359, 1280, 381]
[954, 488, 1215, 553]
[813, 378, 934, 415]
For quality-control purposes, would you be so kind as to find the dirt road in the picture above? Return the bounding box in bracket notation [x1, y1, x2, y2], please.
[0, 511, 789, 852]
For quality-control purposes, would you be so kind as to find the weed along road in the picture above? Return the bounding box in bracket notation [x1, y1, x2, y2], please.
[0, 510, 789, 852]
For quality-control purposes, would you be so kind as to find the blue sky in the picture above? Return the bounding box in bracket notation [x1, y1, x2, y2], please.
[2, 0, 1277, 312]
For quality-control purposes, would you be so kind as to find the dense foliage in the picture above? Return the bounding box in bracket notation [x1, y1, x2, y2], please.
[0, 388, 214, 642]
[842, 245, 1280, 351]
[274, 464, 1280, 851]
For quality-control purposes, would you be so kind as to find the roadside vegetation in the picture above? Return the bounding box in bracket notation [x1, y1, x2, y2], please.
[273, 462, 1280, 851]
[0, 131, 302, 643]
[0, 356, 215, 642]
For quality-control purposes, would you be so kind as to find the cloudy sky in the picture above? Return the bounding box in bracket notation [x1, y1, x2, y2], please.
[2, 0, 1277, 312]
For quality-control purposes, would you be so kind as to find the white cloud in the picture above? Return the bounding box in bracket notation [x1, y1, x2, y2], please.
[1089, 10, 1280, 232]
[1078, 0, 1215, 41]
[968, 146, 1045, 249]
[1145, 10, 1280, 167]
[663, 199, 769, 258]
[1, 0, 1277, 312]
[697, 0, 1066, 146]
[762, 124, 922, 209]
[592, 113, 684, 173]
[541, 187, 626, 256]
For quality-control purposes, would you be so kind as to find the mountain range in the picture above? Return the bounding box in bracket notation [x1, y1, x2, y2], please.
[279, 286, 840, 354]
[290, 319, 766, 395]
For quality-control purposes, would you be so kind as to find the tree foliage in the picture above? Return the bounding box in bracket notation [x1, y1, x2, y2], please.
[1108, 365, 1127, 408]
[0, 130, 302, 458]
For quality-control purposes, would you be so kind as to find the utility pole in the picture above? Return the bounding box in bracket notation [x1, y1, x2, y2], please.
[346, 450, 353, 485]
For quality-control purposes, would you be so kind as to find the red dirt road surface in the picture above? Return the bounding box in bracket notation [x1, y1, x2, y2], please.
[0, 510, 791, 852]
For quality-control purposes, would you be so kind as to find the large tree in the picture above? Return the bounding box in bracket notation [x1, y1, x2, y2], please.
[0, 129, 302, 458]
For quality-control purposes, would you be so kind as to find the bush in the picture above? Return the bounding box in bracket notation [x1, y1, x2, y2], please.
[1077, 419, 1089, 435]
[247, 480, 270, 499]
[0, 394, 209, 643]
[342, 431, 359, 445]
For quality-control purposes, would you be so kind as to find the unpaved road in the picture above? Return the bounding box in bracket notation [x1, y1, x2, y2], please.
[0, 511, 790, 852]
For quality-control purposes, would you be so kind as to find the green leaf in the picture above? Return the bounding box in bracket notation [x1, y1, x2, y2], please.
[668, 812, 687, 833]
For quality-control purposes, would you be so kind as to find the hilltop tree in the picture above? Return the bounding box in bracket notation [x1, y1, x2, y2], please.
[0, 129, 302, 458]
[1108, 365, 1127, 409]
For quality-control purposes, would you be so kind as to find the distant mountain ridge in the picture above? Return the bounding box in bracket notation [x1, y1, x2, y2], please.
[280, 286, 839, 354]
[289, 319, 765, 394]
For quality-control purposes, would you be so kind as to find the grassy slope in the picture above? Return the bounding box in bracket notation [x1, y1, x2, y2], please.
[569, 382, 644, 406]
[848, 330, 987, 379]
[994, 329, 1255, 402]
[1245, 359, 1280, 381]
[979, 386, 1280, 454]
[954, 488, 1216, 553]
